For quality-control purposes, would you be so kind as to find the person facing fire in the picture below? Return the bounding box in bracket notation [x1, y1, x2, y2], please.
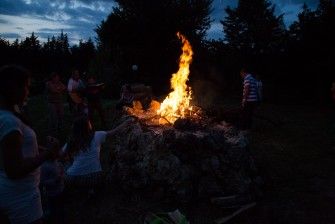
[0, 65, 60, 224]
[85, 75, 105, 126]
[62, 116, 133, 193]
[240, 67, 260, 132]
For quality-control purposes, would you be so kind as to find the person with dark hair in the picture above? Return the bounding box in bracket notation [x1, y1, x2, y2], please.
[0, 65, 60, 224]
[239, 68, 260, 132]
[85, 75, 105, 126]
[63, 116, 132, 191]
[46, 72, 66, 136]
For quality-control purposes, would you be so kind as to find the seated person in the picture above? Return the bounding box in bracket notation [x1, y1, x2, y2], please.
[116, 84, 134, 110]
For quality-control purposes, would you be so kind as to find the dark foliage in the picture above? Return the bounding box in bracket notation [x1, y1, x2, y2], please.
[0, 0, 334, 103]
[95, 0, 213, 95]
[213, 0, 335, 104]
[0, 31, 96, 95]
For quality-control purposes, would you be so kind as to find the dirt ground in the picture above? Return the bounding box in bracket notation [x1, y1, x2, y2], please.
[28, 97, 335, 223]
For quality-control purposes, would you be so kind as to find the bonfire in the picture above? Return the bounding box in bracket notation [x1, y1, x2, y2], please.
[106, 33, 260, 202]
[126, 32, 203, 126]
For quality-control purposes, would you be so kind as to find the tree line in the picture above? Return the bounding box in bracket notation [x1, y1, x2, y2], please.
[0, 31, 96, 94]
[0, 0, 334, 103]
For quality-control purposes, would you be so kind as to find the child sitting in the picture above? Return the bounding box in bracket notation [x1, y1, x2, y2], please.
[116, 84, 135, 110]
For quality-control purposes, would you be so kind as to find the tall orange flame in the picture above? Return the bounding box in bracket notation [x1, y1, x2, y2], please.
[157, 32, 193, 124]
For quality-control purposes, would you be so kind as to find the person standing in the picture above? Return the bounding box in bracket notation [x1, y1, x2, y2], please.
[67, 69, 86, 116]
[240, 68, 260, 132]
[0, 65, 59, 224]
[46, 72, 66, 136]
[86, 75, 105, 126]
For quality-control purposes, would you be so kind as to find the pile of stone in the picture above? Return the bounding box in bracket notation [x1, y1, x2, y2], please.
[106, 118, 260, 202]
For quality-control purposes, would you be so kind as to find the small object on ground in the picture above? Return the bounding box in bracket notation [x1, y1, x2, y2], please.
[211, 194, 253, 208]
[144, 209, 189, 224]
[168, 209, 189, 224]
[88, 83, 104, 88]
[215, 202, 257, 224]
[211, 195, 238, 208]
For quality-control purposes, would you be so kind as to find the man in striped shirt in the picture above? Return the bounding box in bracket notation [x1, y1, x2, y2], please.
[240, 68, 260, 131]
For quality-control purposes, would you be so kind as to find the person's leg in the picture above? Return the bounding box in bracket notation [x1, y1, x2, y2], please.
[244, 102, 253, 130]
[240, 105, 248, 130]
[245, 102, 257, 130]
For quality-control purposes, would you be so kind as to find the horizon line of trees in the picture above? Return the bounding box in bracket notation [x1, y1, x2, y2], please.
[1, 0, 334, 103]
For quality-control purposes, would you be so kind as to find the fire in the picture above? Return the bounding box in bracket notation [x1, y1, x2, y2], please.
[157, 32, 193, 124]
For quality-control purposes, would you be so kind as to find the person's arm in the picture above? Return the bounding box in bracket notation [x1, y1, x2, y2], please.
[1, 131, 57, 179]
[242, 82, 250, 106]
[106, 119, 133, 138]
[67, 79, 73, 92]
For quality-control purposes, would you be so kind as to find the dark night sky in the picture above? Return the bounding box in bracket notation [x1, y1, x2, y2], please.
[0, 0, 319, 44]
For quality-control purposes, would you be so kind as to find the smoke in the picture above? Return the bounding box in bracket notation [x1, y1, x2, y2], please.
[191, 66, 224, 110]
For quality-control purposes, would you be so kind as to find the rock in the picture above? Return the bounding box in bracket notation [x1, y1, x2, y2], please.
[105, 119, 260, 202]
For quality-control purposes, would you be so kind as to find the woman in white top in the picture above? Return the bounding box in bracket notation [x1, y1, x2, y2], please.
[63, 115, 132, 189]
[0, 65, 59, 224]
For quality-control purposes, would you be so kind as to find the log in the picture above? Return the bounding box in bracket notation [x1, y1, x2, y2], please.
[215, 202, 256, 224]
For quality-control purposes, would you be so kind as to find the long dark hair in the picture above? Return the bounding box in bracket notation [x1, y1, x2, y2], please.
[66, 116, 94, 155]
[0, 65, 31, 125]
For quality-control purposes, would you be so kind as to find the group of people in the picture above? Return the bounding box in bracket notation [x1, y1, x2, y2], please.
[0, 65, 133, 224]
[45, 69, 107, 136]
[3, 63, 331, 223]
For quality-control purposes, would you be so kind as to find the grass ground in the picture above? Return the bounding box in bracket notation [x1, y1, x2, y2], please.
[27, 95, 335, 223]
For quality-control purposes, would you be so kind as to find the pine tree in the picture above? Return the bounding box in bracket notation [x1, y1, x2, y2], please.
[95, 0, 213, 91]
[20, 32, 41, 52]
[221, 0, 285, 54]
[56, 30, 70, 54]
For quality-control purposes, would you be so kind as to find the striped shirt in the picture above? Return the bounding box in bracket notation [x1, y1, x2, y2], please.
[243, 74, 259, 102]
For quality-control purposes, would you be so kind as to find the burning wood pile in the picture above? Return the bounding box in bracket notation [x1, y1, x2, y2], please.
[106, 33, 260, 202]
